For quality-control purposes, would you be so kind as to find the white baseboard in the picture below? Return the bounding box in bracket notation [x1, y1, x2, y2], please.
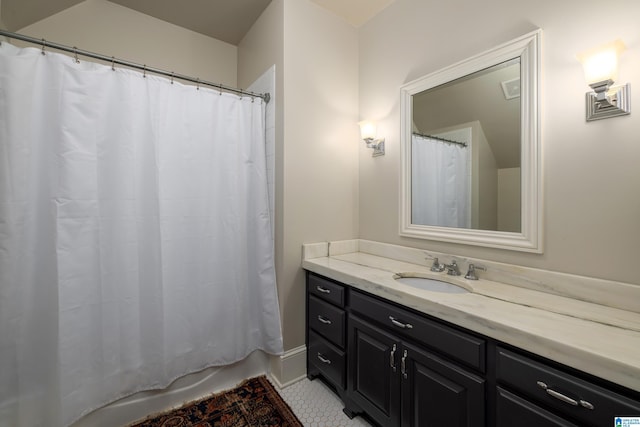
[269, 345, 307, 388]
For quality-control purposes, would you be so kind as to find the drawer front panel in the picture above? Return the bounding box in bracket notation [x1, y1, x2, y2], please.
[350, 290, 485, 372]
[496, 347, 640, 427]
[308, 295, 345, 348]
[308, 273, 345, 307]
[496, 387, 579, 427]
[308, 330, 346, 388]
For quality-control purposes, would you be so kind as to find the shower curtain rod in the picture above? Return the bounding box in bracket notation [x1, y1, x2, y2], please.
[413, 132, 467, 147]
[0, 30, 270, 103]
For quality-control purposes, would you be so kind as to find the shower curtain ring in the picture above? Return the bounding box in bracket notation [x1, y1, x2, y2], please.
[41, 39, 46, 55]
[143, 65, 147, 78]
[170, 72, 174, 84]
[73, 47, 80, 64]
[219, 85, 222, 95]
[196, 78, 200, 90]
[111, 56, 115, 71]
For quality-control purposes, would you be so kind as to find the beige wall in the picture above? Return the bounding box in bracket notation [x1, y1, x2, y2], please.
[359, 0, 640, 285]
[0, 0, 5, 29]
[284, 0, 359, 350]
[498, 167, 522, 232]
[14, 0, 237, 85]
[476, 123, 498, 231]
[0, 0, 8, 39]
[240, 0, 359, 350]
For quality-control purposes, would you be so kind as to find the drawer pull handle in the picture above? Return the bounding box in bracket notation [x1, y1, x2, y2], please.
[401, 349, 408, 379]
[390, 344, 397, 372]
[317, 315, 332, 325]
[579, 400, 595, 410]
[316, 286, 331, 294]
[389, 316, 413, 329]
[317, 353, 332, 364]
[537, 381, 578, 406]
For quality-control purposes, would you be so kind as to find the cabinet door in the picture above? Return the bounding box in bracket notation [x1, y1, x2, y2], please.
[348, 314, 402, 427]
[401, 342, 485, 427]
[496, 387, 579, 427]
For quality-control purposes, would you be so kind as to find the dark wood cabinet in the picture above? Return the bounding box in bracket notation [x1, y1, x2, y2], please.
[306, 273, 347, 396]
[348, 314, 401, 427]
[346, 299, 485, 427]
[349, 289, 485, 373]
[402, 341, 485, 427]
[305, 271, 640, 427]
[496, 346, 640, 427]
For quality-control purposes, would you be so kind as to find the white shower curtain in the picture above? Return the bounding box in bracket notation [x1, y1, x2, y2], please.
[411, 133, 470, 228]
[0, 43, 283, 427]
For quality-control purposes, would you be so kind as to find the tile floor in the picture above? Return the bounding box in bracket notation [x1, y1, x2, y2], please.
[278, 378, 372, 427]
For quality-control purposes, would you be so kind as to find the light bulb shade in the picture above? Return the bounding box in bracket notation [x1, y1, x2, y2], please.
[578, 39, 625, 86]
[358, 120, 377, 140]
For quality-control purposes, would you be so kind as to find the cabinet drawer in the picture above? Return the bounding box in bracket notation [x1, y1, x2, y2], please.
[308, 295, 345, 348]
[350, 290, 485, 372]
[496, 347, 640, 427]
[308, 330, 346, 388]
[496, 387, 579, 427]
[308, 273, 345, 307]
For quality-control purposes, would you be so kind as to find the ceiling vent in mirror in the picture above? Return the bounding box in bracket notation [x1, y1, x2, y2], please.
[501, 77, 521, 99]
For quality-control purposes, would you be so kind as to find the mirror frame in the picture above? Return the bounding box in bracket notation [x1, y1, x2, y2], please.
[400, 29, 542, 253]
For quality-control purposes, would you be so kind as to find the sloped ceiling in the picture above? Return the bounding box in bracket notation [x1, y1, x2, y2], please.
[1, 0, 272, 45]
[310, 0, 395, 27]
[1, 0, 85, 32]
[1, 0, 393, 45]
[107, 0, 271, 45]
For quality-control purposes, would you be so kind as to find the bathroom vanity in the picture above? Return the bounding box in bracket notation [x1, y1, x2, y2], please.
[303, 240, 640, 427]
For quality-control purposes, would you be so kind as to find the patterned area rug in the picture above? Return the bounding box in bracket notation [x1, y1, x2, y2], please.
[129, 375, 303, 427]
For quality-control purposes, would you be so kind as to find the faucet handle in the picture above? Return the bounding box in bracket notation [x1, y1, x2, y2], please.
[464, 263, 486, 280]
[430, 257, 445, 272]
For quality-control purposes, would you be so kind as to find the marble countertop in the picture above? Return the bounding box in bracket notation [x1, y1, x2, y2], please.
[302, 244, 640, 392]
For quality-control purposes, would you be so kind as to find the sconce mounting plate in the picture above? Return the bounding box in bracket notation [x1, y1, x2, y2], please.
[365, 138, 385, 157]
[586, 83, 631, 121]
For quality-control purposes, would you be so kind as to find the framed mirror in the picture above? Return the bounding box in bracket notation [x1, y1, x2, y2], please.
[400, 30, 542, 252]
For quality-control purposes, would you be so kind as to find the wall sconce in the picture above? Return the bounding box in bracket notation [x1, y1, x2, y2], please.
[358, 120, 385, 156]
[577, 39, 631, 121]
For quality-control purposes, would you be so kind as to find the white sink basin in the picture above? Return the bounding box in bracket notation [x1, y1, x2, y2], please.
[393, 274, 470, 294]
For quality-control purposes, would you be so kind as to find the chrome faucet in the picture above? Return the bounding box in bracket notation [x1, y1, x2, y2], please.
[430, 257, 445, 272]
[464, 263, 486, 280]
[444, 260, 461, 276]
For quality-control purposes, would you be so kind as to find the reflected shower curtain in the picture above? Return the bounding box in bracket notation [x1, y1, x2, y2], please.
[0, 43, 283, 427]
[411, 134, 470, 228]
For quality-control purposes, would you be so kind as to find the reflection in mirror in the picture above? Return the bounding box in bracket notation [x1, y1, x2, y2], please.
[411, 59, 521, 232]
[400, 30, 542, 253]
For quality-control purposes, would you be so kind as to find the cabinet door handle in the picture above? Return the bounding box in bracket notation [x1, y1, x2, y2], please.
[401, 350, 408, 379]
[317, 315, 332, 325]
[537, 381, 579, 406]
[390, 344, 397, 372]
[389, 316, 413, 329]
[316, 286, 331, 294]
[317, 353, 332, 364]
